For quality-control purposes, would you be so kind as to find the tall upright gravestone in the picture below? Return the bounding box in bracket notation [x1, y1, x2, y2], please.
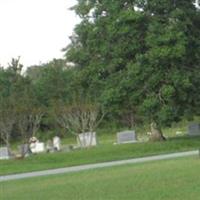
[53, 136, 61, 151]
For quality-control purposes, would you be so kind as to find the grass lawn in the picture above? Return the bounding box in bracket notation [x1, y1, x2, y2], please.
[1, 156, 200, 200]
[0, 136, 200, 176]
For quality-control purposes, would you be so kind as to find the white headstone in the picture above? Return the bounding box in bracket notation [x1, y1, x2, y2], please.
[53, 136, 61, 151]
[0, 147, 10, 160]
[77, 132, 97, 147]
[117, 130, 137, 144]
[30, 142, 45, 153]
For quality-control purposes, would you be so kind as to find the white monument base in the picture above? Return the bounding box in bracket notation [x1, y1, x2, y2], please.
[30, 142, 45, 153]
[77, 132, 97, 147]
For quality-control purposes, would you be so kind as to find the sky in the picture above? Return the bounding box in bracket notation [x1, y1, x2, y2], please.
[0, 0, 80, 67]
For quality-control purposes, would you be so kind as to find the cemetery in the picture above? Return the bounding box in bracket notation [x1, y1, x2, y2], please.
[1, 120, 200, 177]
[1, 124, 200, 200]
[1, 121, 199, 161]
[0, 0, 200, 199]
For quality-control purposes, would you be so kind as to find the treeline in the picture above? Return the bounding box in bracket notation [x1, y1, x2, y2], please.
[0, 58, 110, 148]
[1, 0, 200, 147]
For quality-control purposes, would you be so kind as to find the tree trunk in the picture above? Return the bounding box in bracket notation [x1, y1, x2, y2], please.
[149, 122, 166, 142]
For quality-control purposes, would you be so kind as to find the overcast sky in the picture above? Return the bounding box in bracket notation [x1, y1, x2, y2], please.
[0, 0, 80, 67]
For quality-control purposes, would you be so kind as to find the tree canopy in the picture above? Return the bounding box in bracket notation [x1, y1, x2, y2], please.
[64, 0, 200, 131]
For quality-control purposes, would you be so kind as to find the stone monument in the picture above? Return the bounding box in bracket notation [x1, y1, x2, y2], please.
[53, 136, 61, 151]
[188, 123, 200, 136]
[117, 130, 137, 144]
[0, 147, 11, 160]
[29, 137, 45, 153]
[19, 144, 30, 157]
[77, 132, 97, 147]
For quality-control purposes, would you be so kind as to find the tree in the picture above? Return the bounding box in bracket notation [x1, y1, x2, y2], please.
[51, 99, 105, 147]
[0, 59, 45, 154]
[26, 59, 82, 135]
[0, 59, 23, 148]
[0, 97, 16, 149]
[16, 105, 44, 144]
[15, 80, 45, 142]
[64, 0, 200, 140]
[27, 59, 77, 107]
[65, 0, 148, 123]
[126, 0, 200, 139]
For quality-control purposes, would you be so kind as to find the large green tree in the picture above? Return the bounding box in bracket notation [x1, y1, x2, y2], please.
[65, 0, 200, 140]
[65, 0, 149, 123]
[122, 0, 200, 139]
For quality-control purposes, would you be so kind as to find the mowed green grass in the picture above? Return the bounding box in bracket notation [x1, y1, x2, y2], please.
[1, 157, 200, 200]
[0, 136, 200, 175]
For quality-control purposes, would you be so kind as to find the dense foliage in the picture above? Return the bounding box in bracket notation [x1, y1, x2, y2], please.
[0, 1, 200, 144]
[65, 0, 200, 130]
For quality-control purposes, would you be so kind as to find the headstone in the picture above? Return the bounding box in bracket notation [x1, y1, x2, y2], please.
[77, 132, 97, 147]
[35, 142, 45, 152]
[29, 137, 45, 153]
[0, 147, 10, 160]
[30, 142, 45, 153]
[46, 139, 54, 153]
[19, 144, 30, 157]
[117, 130, 137, 144]
[53, 136, 61, 151]
[188, 123, 200, 136]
